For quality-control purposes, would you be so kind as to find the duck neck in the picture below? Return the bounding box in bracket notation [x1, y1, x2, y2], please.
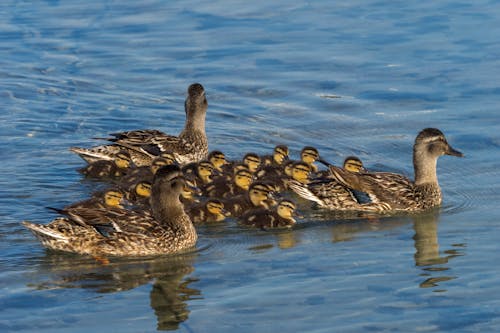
[183, 103, 206, 134]
[150, 189, 185, 228]
[413, 147, 439, 186]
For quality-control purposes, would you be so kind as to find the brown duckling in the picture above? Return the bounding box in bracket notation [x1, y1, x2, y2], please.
[239, 199, 299, 229]
[187, 199, 230, 224]
[223, 181, 277, 218]
[78, 150, 132, 179]
[203, 168, 253, 199]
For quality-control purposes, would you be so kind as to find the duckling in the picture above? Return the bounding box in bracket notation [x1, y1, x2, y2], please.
[124, 181, 152, 209]
[328, 128, 463, 212]
[261, 145, 289, 167]
[203, 168, 253, 198]
[290, 161, 312, 184]
[78, 150, 132, 179]
[239, 199, 299, 229]
[54, 188, 125, 212]
[180, 178, 202, 206]
[208, 150, 229, 173]
[182, 160, 216, 188]
[223, 181, 277, 218]
[256, 145, 290, 191]
[70, 83, 208, 166]
[315, 155, 365, 178]
[242, 152, 262, 174]
[22, 164, 198, 256]
[300, 146, 321, 173]
[187, 199, 230, 224]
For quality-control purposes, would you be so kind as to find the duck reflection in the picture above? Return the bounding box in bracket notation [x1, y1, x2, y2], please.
[412, 210, 464, 290]
[29, 252, 200, 331]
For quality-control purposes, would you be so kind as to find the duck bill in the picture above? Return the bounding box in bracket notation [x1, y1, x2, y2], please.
[446, 145, 464, 157]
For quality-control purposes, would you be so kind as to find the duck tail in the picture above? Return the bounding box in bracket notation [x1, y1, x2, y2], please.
[286, 180, 324, 206]
[69, 146, 116, 163]
[21, 221, 69, 243]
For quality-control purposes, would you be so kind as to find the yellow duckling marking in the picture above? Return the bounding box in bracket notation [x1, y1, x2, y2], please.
[114, 151, 131, 169]
[206, 200, 229, 222]
[291, 162, 311, 184]
[150, 157, 170, 174]
[273, 145, 289, 165]
[276, 199, 297, 220]
[343, 156, 364, 173]
[208, 150, 228, 172]
[159, 151, 177, 165]
[283, 160, 294, 177]
[243, 153, 261, 173]
[103, 190, 124, 208]
[197, 161, 215, 184]
[135, 181, 152, 198]
[234, 169, 253, 191]
[249, 183, 274, 208]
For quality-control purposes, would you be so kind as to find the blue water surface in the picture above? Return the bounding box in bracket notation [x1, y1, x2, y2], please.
[1, 0, 500, 332]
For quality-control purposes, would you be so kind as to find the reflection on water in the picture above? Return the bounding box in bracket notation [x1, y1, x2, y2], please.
[412, 210, 465, 291]
[28, 252, 200, 331]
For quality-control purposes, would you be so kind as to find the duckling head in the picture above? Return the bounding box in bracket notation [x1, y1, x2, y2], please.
[343, 156, 365, 173]
[197, 160, 216, 184]
[300, 146, 320, 165]
[291, 161, 312, 184]
[206, 199, 229, 220]
[276, 199, 298, 221]
[273, 145, 289, 165]
[208, 150, 228, 172]
[248, 182, 274, 208]
[114, 151, 131, 169]
[135, 181, 152, 198]
[159, 151, 177, 165]
[283, 160, 295, 177]
[103, 189, 125, 208]
[150, 157, 170, 174]
[243, 153, 261, 173]
[234, 169, 253, 190]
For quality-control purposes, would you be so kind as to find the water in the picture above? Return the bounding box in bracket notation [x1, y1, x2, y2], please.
[2, 0, 500, 331]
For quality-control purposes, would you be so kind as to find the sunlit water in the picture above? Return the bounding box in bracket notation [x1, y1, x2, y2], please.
[2, 0, 500, 332]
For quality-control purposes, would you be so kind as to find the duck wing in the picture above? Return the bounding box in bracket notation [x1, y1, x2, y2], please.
[328, 165, 415, 209]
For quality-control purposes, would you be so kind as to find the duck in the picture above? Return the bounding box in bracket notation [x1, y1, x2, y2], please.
[327, 128, 463, 212]
[70, 83, 208, 167]
[223, 181, 277, 218]
[22, 164, 198, 256]
[239, 199, 299, 229]
[78, 150, 132, 179]
[203, 168, 253, 199]
[287, 157, 374, 211]
[187, 199, 230, 224]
